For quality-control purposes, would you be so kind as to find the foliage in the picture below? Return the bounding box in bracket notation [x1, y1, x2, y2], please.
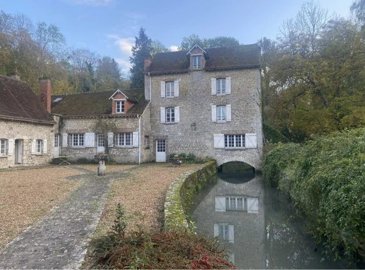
[180, 35, 240, 50]
[261, 2, 365, 142]
[169, 153, 212, 164]
[90, 200, 234, 269]
[129, 28, 152, 89]
[263, 128, 365, 261]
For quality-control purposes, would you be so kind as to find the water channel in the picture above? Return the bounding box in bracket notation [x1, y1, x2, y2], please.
[191, 165, 355, 269]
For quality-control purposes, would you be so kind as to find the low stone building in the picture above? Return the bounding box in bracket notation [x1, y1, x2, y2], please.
[52, 89, 152, 163]
[144, 44, 263, 169]
[0, 76, 54, 169]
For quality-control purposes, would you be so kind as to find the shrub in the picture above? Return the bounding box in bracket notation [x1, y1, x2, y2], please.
[90, 203, 234, 269]
[263, 128, 365, 262]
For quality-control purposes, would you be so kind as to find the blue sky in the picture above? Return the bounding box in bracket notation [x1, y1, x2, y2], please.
[1, 0, 354, 75]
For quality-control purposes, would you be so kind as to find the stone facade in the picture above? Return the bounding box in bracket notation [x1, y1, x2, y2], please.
[0, 119, 53, 168]
[146, 68, 263, 169]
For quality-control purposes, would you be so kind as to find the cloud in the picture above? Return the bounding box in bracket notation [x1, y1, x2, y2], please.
[115, 58, 132, 75]
[70, 0, 113, 6]
[108, 35, 135, 75]
[169, 45, 179, 52]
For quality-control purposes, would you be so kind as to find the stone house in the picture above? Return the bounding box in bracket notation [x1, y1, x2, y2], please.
[0, 76, 54, 169]
[144, 44, 263, 169]
[51, 88, 152, 163]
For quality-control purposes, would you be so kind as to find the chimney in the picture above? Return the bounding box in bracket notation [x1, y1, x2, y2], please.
[39, 79, 52, 113]
[144, 58, 152, 72]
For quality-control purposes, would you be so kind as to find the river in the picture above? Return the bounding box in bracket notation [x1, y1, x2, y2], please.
[191, 170, 354, 269]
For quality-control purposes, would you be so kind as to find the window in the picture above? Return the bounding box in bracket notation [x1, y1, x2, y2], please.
[216, 105, 226, 122]
[165, 81, 174, 97]
[0, 139, 8, 156]
[68, 133, 84, 147]
[192, 55, 202, 69]
[216, 78, 226, 95]
[97, 134, 105, 147]
[224, 134, 245, 148]
[116, 100, 125, 113]
[166, 107, 175, 123]
[226, 196, 245, 211]
[114, 133, 133, 147]
[214, 223, 234, 243]
[218, 224, 229, 240]
[54, 134, 59, 147]
[36, 139, 44, 154]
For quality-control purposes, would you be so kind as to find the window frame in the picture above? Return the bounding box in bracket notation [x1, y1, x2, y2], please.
[0, 139, 8, 156]
[226, 196, 246, 211]
[216, 78, 226, 95]
[54, 134, 59, 147]
[192, 55, 202, 69]
[165, 81, 175, 97]
[216, 105, 227, 122]
[115, 100, 125, 113]
[97, 133, 105, 147]
[224, 134, 245, 149]
[36, 139, 44, 154]
[165, 107, 175, 123]
[69, 133, 85, 147]
[114, 132, 133, 147]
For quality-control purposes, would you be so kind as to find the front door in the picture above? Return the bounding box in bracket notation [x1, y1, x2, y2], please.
[156, 139, 166, 162]
[97, 133, 105, 153]
[14, 139, 23, 164]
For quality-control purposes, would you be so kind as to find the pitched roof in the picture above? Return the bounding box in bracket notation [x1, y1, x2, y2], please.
[146, 44, 261, 75]
[0, 76, 53, 125]
[51, 88, 147, 118]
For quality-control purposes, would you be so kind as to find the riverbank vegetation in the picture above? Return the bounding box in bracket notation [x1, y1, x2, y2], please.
[263, 128, 365, 262]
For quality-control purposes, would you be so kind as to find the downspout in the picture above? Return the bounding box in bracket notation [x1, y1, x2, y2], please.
[138, 115, 141, 165]
[148, 72, 152, 101]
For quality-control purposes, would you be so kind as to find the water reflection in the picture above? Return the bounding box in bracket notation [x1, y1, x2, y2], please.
[192, 171, 352, 269]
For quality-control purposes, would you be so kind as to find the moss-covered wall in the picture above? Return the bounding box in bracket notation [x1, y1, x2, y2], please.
[164, 161, 217, 232]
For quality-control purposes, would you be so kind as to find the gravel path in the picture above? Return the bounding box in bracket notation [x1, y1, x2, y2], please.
[0, 166, 133, 269]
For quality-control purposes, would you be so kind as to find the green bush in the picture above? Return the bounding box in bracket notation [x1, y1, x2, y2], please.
[263, 128, 365, 261]
[90, 203, 234, 269]
[169, 153, 212, 164]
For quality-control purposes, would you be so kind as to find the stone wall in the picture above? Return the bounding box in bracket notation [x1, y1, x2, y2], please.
[148, 69, 263, 169]
[0, 119, 53, 169]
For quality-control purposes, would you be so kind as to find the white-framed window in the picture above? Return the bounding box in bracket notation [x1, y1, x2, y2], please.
[226, 196, 245, 211]
[54, 134, 59, 147]
[166, 107, 175, 123]
[214, 223, 234, 243]
[165, 81, 174, 97]
[216, 105, 226, 122]
[97, 134, 105, 147]
[68, 133, 84, 147]
[116, 100, 125, 113]
[36, 139, 44, 154]
[192, 55, 202, 69]
[114, 133, 133, 147]
[224, 134, 245, 148]
[216, 78, 226, 95]
[0, 139, 8, 156]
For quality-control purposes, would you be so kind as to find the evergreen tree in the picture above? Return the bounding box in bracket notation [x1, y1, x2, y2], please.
[129, 28, 151, 89]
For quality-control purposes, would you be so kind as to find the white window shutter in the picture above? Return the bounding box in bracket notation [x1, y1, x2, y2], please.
[213, 134, 224, 149]
[211, 105, 217, 122]
[211, 78, 216, 95]
[175, 106, 180, 123]
[160, 107, 166, 123]
[31, 139, 36, 154]
[43, 139, 47, 153]
[160, 81, 165, 97]
[8, 139, 14, 155]
[245, 133, 257, 148]
[247, 197, 259, 214]
[174, 80, 179, 97]
[215, 196, 226, 212]
[132, 131, 139, 147]
[226, 77, 231, 94]
[107, 132, 114, 147]
[214, 224, 219, 237]
[228, 225, 234, 243]
[226, 104, 232, 121]
[62, 133, 68, 147]
[85, 132, 95, 147]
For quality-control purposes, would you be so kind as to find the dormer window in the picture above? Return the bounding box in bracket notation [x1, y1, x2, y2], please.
[116, 100, 125, 113]
[192, 55, 202, 69]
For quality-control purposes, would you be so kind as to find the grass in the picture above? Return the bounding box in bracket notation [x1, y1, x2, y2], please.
[0, 166, 82, 249]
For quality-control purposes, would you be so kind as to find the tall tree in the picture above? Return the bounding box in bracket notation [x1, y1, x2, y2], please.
[351, 0, 365, 25]
[129, 28, 151, 89]
[95, 56, 122, 91]
[180, 35, 240, 50]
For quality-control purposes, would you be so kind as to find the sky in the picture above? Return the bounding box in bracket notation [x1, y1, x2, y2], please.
[0, 0, 355, 75]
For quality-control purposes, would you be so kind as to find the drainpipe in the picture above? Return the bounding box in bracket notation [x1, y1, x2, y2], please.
[148, 72, 152, 101]
[138, 115, 141, 165]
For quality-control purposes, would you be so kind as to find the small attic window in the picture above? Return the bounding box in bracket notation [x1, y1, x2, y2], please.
[116, 100, 125, 113]
[192, 55, 202, 69]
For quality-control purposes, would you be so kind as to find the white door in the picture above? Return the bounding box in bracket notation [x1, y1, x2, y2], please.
[53, 134, 60, 158]
[97, 133, 105, 153]
[156, 139, 166, 162]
